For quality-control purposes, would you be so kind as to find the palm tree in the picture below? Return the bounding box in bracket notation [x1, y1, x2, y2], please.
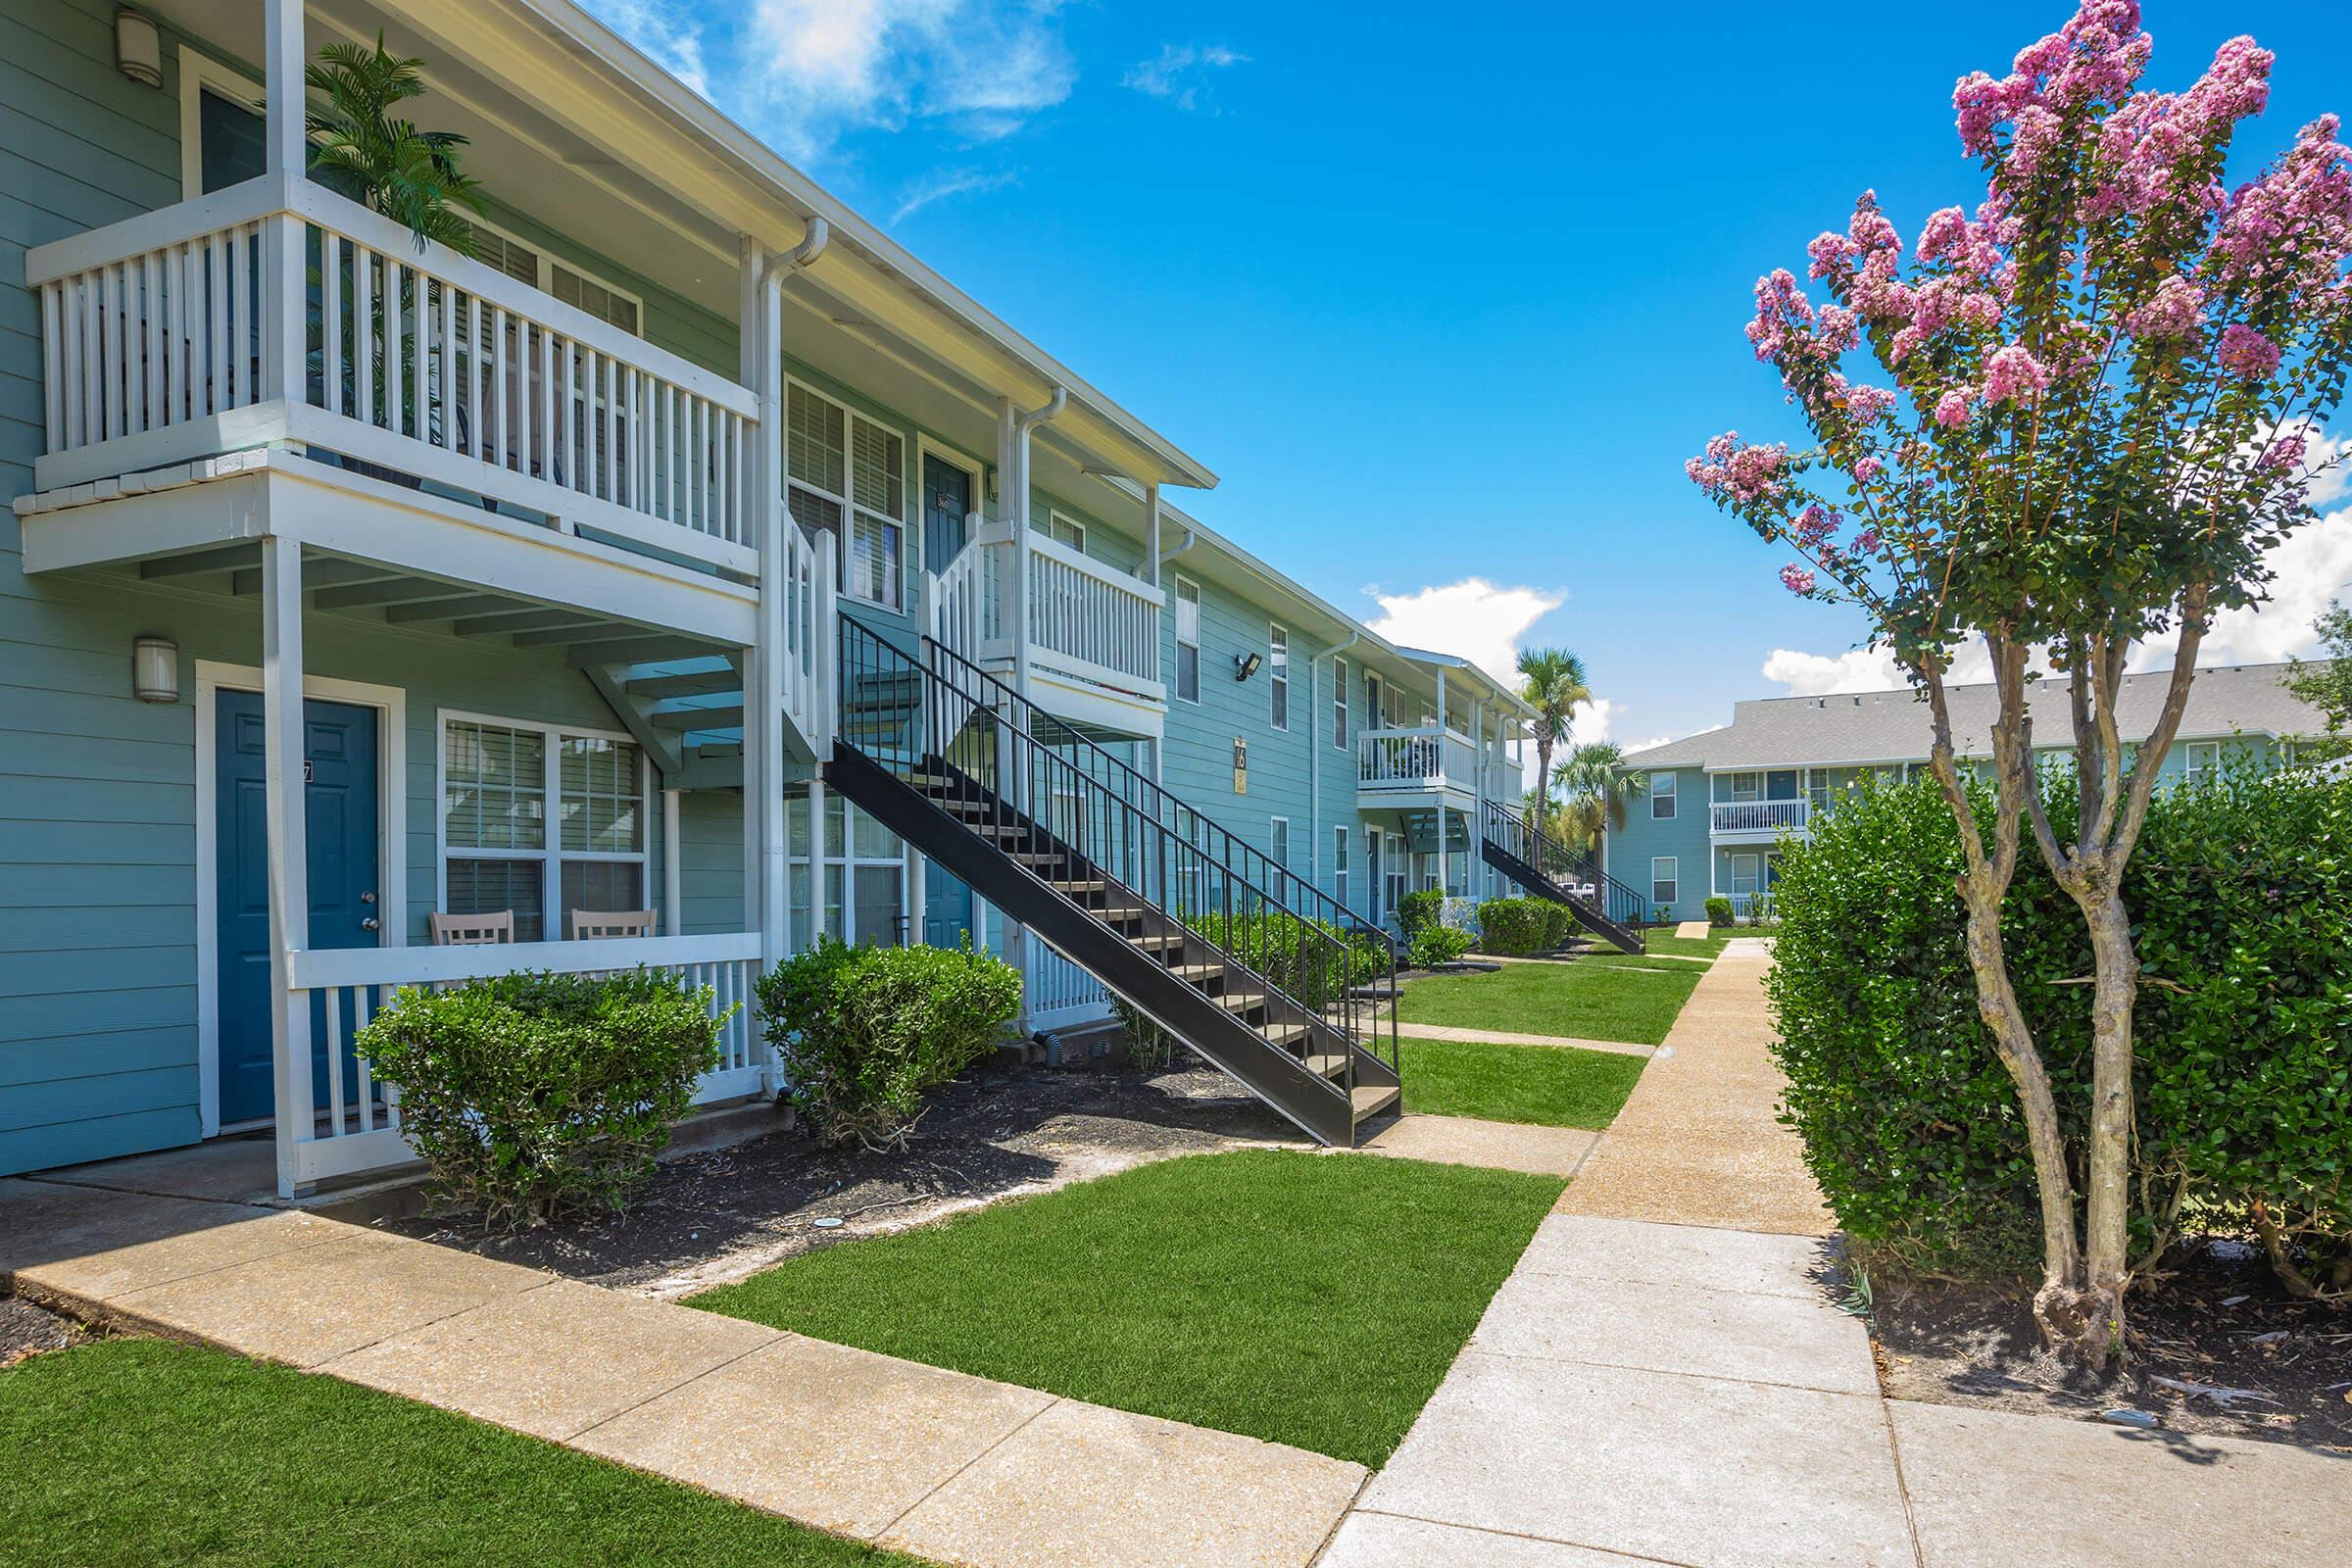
[1516, 648, 1591, 814]
[1551, 742, 1647, 866]
[306, 33, 485, 253]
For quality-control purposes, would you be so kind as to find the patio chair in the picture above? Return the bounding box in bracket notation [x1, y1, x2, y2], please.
[428, 910, 514, 946]
[569, 908, 656, 941]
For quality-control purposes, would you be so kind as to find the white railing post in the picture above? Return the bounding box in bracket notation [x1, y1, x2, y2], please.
[261, 535, 313, 1198]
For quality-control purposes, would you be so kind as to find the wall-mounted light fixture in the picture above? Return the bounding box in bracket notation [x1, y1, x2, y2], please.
[132, 636, 178, 703]
[115, 9, 163, 87]
[1233, 652, 1262, 682]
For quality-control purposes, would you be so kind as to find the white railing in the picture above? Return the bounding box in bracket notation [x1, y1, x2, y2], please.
[1025, 532, 1161, 690]
[1029, 944, 1111, 1031]
[1358, 726, 1482, 794]
[25, 174, 760, 578]
[279, 931, 762, 1185]
[927, 525, 1009, 668]
[1710, 800, 1810, 833]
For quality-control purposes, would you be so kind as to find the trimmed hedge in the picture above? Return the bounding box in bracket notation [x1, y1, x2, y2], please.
[1770, 768, 2352, 1284]
[1704, 897, 1735, 928]
[1114, 910, 1386, 1070]
[358, 970, 725, 1228]
[758, 939, 1020, 1150]
[1396, 888, 1446, 940]
[1408, 925, 1475, 968]
[1477, 897, 1574, 956]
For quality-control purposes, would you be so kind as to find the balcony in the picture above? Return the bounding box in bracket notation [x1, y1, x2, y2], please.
[1709, 799, 1810, 837]
[21, 174, 765, 640]
[1358, 726, 1483, 805]
[929, 525, 1166, 735]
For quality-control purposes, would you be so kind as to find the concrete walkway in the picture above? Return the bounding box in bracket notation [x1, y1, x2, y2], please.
[1322, 952, 2351, 1567]
[0, 1176, 1363, 1568]
[1394, 1021, 1652, 1057]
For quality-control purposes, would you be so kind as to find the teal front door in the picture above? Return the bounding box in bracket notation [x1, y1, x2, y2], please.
[923, 454, 972, 573]
[215, 691, 381, 1127]
[924, 860, 975, 949]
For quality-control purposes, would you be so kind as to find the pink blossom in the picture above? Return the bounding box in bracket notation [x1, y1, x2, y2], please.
[2124, 274, 2204, 340]
[1853, 526, 1884, 555]
[1687, 433, 1791, 506]
[1843, 382, 1897, 422]
[1853, 456, 1886, 482]
[2259, 432, 2306, 472]
[2216, 323, 2280, 379]
[1807, 230, 1856, 283]
[2006, 106, 2065, 179]
[1934, 388, 1976, 428]
[1780, 564, 1818, 596]
[1792, 504, 1842, 549]
[1982, 344, 2052, 404]
[1917, 206, 1971, 264]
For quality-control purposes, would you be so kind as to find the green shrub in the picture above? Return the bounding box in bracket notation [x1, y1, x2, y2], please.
[1704, 896, 1735, 927]
[1477, 898, 1553, 956]
[1408, 925, 1475, 969]
[1770, 767, 2352, 1285]
[758, 939, 1020, 1151]
[358, 970, 726, 1228]
[1396, 889, 1446, 939]
[1194, 910, 1390, 1010]
[1539, 901, 1579, 951]
[1111, 998, 1185, 1070]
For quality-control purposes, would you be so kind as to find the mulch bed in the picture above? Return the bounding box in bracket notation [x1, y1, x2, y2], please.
[1871, 1241, 2352, 1453]
[371, 1062, 1299, 1295]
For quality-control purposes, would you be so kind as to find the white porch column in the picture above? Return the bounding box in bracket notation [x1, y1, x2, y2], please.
[261, 0, 305, 406]
[1436, 805, 1450, 900]
[261, 536, 312, 1198]
[994, 398, 1031, 1017]
[1143, 482, 1161, 587]
[750, 237, 790, 972]
[662, 787, 683, 937]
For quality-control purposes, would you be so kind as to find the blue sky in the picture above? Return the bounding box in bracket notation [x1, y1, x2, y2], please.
[585, 1, 2351, 750]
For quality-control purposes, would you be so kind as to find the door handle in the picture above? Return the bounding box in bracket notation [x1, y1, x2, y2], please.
[361, 917, 380, 932]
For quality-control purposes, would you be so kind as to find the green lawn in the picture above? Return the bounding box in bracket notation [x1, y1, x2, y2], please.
[1397, 954, 1704, 1045]
[693, 1151, 1562, 1469]
[1640, 931, 1729, 959]
[0, 1338, 920, 1568]
[1400, 1037, 1647, 1128]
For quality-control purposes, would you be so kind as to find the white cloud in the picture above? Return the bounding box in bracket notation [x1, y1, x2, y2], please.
[892, 166, 1018, 222]
[1366, 577, 1562, 690]
[1759, 644, 1915, 696]
[591, 0, 1076, 167]
[1123, 43, 1249, 112]
[2130, 502, 2352, 671]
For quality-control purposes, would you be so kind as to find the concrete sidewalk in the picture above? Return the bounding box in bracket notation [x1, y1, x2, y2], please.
[0, 1176, 1363, 1568]
[1321, 951, 2350, 1568]
[1393, 1021, 1652, 1057]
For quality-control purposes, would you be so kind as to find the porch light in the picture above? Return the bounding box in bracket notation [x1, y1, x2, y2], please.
[131, 636, 178, 703]
[114, 9, 162, 87]
[1234, 652, 1262, 682]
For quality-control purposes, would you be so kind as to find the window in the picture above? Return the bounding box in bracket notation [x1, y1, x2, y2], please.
[442, 716, 645, 941]
[1728, 771, 1762, 803]
[1650, 856, 1679, 908]
[1332, 656, 1349, 749]
[1270, 816, 1290, 873]
[551, 262, 640, 334]
[1036, 510, 1085, 551]
[1268, 624, 1290, 730]
[1384, 831, 1407, 917]
[790, 790, 906, 945]
[787, 383, 905, 611]
[1730, 853, 1762, 898]
[1335, 825, 1350, 910]
[2185, 740, 2221, 786]
[1174, 577, 1201, 703]
[1365, 672, 1381, 733]
[466, 221, 542, 286]
[1651, 771, 1678, 819]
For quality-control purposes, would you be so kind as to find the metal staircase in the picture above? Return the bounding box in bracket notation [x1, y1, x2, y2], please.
[828, 615, 1402, 1147]
[1479, 799, 1649, 954]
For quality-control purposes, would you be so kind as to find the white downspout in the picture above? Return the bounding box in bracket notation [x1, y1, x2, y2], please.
[1002, 387, 1063, 1032]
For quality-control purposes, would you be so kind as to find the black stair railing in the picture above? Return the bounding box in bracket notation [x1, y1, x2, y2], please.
[1481, 799, 1651, 935]
[837, 616, 1399, 1085]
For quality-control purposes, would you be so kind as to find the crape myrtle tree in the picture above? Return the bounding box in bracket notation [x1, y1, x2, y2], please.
[1687, 0, 2351, 1367]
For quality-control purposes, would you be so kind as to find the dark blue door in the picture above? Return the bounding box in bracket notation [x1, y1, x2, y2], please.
[216, 692, 380, 1126]
[923, 454, 971, 573]
[924, 859, 975, 950]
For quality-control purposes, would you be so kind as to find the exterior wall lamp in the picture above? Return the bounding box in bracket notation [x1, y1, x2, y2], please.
[132, 636, 179, 703]
[115, 9, 163, 87]
[1234, 652, 1262, 681]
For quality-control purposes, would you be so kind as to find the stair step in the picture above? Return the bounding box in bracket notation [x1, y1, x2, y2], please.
[1351, 1084, 1401, 1122]
[1047, 878, 1107, 897]
[1216, 990, 1268, 1016]
[1262, 1019, 1312, 1049]
[1167, 962, 1224, 984]
[1097, 903, 1152, 925]
[1125, 930, 1185, 955]
[1306, 1053, 1349, 1079]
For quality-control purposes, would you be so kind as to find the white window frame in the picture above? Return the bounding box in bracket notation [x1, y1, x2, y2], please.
[1332, 656, 1349, 749]
[436, 710, 651, 941]
[1268, 623, 1290, 731]
[1174, 575, 1202, 705]
[2184, 740, 2222, 786]
[1038, 508, 1086, 552]
[1651, 856, 1679, 907]
[785, 376, 906, 612]
[791, 789, 908, 946]
[1384, 830, 1407, 917]
[912, 434, 984, 576]
[1334, 824, 1350, 910]
[1651, 770, 1678, 819]
[1269, 815, 1290, 873]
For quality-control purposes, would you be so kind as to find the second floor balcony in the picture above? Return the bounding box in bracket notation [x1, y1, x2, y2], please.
[929, 525, 1166, 736]
[1709, 798, 1811, 837]
[1358, 725, 1490, 805]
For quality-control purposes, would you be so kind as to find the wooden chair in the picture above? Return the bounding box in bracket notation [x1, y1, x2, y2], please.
[428, 910, 514, 946]
[569, 908, 656, 941]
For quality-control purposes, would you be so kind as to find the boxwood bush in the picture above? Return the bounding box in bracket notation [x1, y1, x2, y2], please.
[1195, 910, 1390, 1010]
[358, 970, 727, 1228]
[1704, 896, 1735, 928]
[758, 939, 1019, 1151]
[1477, 897, 1569, 956]
[1396, 888, 1445, 940]
[1408, 924, 1475, 969]
[1771, 767, 2352, 1288]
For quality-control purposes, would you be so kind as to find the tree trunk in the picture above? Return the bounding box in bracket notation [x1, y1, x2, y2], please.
[2073, 876, 2139, 1369]
[1955, 867, 2087, 1332]
[1532, 741, 1552, 827]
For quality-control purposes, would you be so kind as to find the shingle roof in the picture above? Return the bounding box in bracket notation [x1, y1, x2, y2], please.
[1623, 662, 2327, 770]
